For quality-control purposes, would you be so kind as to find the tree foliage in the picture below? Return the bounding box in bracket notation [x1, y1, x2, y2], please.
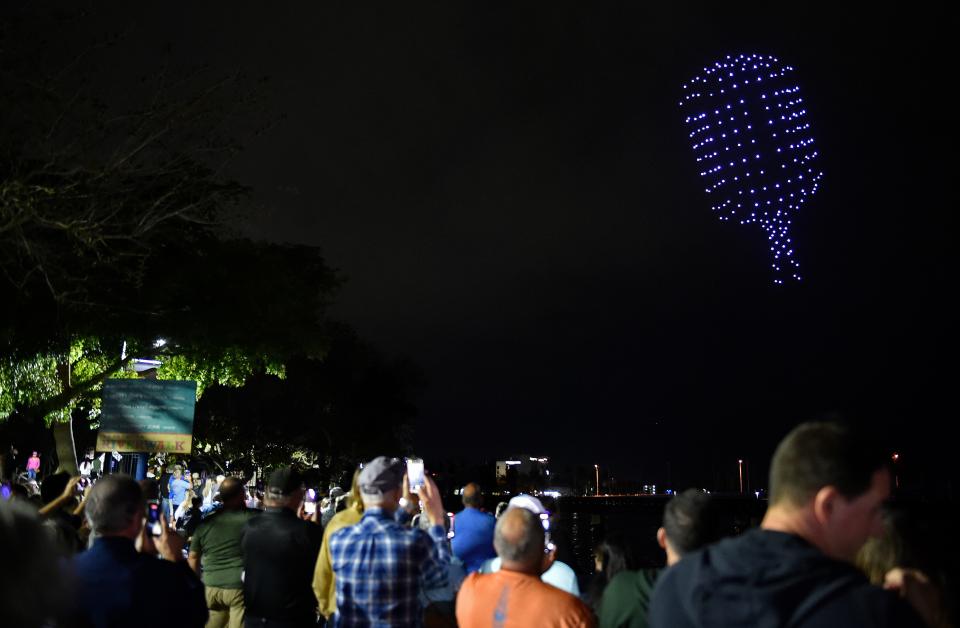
[191, 326, 423, 474]
[1, 8, 339, 429]
[0, 8, 416, 477]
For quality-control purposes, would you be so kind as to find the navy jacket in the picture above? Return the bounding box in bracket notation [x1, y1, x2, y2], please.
[649, 529, 924, 628]
[71, 536, 207, 628]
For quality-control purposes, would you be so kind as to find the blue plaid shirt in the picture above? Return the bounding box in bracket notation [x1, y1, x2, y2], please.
[329, 508, 451, 627]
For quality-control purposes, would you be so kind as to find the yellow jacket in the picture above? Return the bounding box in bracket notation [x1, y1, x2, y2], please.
[313, 506, 363, 618]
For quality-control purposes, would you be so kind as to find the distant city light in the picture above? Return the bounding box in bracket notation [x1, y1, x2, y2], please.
[679, 53, 823, 284]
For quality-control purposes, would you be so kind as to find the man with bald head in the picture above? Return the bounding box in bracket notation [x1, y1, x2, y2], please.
[452, 482, 497, 573]
[456, 507, 594, 627]
[189, 476, 255, 628]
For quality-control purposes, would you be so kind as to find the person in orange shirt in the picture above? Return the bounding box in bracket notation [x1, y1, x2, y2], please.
[456, 506, 594, 628]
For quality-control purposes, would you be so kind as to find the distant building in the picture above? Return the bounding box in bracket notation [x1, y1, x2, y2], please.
[495, 455, 550, 493]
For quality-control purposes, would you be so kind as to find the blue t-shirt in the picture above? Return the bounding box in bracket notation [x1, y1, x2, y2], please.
[169, 477, 191, 505]
[451, 507, 497, 573]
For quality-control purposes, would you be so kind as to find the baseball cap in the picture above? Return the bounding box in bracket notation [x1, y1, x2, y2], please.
[507, 494, 547, 514]
[267, 466, 304, 497]
[508, 494, 554, 550]
[358, 456, 405, 496]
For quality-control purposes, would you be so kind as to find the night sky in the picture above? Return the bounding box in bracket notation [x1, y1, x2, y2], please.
[18, 3, 955, 490]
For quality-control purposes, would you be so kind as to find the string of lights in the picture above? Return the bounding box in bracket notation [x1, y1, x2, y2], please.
[679, 54, 823, 284]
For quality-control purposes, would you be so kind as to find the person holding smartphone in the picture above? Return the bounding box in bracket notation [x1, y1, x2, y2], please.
[71, 474, 207, 628]
[328, 456, 452, 626]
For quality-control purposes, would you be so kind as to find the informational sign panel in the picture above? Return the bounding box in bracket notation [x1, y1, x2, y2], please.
[96, 379, 197, 453]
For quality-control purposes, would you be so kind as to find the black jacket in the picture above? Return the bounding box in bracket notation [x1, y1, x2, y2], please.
[649, 529, 924, 628]
[72, 537, 206, 628]
[242, 507, 323, 623]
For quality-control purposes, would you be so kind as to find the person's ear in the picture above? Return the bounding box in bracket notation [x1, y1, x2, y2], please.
[656, 527, 668, 550]
[812, 486, 838, 526]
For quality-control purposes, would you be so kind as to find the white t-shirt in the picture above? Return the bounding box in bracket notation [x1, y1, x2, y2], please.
[477, 556, 580, 596]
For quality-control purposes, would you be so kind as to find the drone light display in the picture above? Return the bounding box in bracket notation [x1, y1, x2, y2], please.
[679, 54, 823, 284]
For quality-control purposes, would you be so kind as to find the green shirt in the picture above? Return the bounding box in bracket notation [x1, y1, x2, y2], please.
[192, 509, 256, 589]
[598, 568, 661, 628]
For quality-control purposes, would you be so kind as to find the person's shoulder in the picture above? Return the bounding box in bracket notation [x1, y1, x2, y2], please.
[71, 544, 100, 571]
[455, 572, 484, 614]
[551, 559, 577, 577]
[459, 570, 498, 596]
[650, 554, 695, 608]
[329, 519, 360, 544]
[543, 558, 576, 581]
[607, 568, 660, 596]
[811, 577, 925, 627]
[461, 507, 495, 521]
[538, 576, 592, 615]
[461, 570, 483, 588]
[329, 507, 362, 527]
[196, 508, 221, 526]
[241, 510, 267, 530]
[238, 508, 258, 520]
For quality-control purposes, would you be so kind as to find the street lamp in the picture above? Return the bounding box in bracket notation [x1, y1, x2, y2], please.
[594, 464, 600, 496]
[738, 459, 743, 494]
[892, 453, 899, 489]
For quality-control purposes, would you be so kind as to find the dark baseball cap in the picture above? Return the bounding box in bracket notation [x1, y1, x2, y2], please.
[267, 466, 304, 497]
[358, 456, 405, 496]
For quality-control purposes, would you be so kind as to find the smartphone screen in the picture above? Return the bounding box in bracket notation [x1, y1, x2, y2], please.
[540, 513, 554, 551]
[146, 500, 162, 536]
[406, 458, 425, 493]
[304, 501, 316, 514]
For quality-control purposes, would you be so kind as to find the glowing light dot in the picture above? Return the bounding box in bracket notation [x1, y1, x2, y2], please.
[679, 54, 823, 284]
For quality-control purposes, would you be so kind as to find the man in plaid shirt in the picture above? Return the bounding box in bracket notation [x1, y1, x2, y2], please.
[329, 456, 451, 627]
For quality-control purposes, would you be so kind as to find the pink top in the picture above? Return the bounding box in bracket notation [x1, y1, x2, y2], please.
[27, 456, 40, 470]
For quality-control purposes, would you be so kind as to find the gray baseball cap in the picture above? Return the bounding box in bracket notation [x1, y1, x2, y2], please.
[358, 456, 405, 496]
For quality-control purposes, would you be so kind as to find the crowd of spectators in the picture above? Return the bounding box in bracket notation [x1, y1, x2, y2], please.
[1, 421, 956, 627]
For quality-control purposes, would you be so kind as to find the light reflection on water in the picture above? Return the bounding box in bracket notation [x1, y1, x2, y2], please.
[549, 497, 766, 577]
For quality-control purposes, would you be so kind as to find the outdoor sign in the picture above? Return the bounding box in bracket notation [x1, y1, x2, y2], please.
[96, 379, 197, 453]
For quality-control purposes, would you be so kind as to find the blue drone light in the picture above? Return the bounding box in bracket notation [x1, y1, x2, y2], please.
[679, 54, 823, 284]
